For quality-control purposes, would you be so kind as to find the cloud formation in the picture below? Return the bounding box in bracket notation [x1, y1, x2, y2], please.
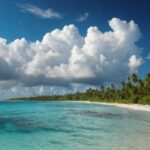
[128, 55, 143, 72]
[0, 18, 142, 89]
[76, 13, 89, 22]
[19, 4, 62, 19]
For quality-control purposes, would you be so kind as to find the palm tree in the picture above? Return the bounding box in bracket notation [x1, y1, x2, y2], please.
[110, 83, 115, 91]
[144, 73, 150, 94]
[137, 79, 144, 96]
[126, 79, 133, 96]
[110, 83, 116, 98]
[131, 73, 139, 85]
[121, 81, 126, 90]
[130, 73, 139, 95]
[100, 85, 105, 92]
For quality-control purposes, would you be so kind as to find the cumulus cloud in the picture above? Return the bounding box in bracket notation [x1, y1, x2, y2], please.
[18, 4, 62, 19]
[128, 55, 143, 72]
[0, 18, 142, 90]
[76, 13, 89, 22]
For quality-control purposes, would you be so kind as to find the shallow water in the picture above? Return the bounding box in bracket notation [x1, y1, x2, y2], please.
[0, 101, 150, 150]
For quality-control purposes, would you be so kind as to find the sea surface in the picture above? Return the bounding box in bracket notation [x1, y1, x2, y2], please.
[0, 101, 150, 150]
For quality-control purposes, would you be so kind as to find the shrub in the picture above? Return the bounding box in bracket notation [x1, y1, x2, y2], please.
[138, 96, 150, 105]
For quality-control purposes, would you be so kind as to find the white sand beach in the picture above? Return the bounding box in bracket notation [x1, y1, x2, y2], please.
[67, 101, 150, 112]
[90, 102, 150, 112]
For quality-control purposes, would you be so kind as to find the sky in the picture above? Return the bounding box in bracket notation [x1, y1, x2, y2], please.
[0, 0, 150, 99]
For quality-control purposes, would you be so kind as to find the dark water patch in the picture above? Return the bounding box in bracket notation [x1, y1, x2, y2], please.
[0, 111, 40, 117]
[73, 110, 126, 119]
[49, 140, 65, 145]
[72, 137, 98, 146]
[0, 116, 76, 134]
[75, 125, 110, 132]
[71, 132, 101, 140]
[37, 126, 76, 134]
[0, 116, 34, 132]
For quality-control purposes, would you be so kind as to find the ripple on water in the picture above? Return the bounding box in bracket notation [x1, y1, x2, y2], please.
[0, 102, 150, 150]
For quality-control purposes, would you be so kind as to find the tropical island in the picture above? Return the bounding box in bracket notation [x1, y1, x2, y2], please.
[11, 73, 150, 105]
[1, 1, 150, 150]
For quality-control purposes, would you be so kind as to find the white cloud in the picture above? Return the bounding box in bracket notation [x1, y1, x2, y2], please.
[128, 55, 143, 72]
[18, 4, 62, 19]
[0, 18, 143, 91]
[76, 13, 89, 22]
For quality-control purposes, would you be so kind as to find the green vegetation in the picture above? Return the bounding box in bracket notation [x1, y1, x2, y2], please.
[11, 73, 150, 105]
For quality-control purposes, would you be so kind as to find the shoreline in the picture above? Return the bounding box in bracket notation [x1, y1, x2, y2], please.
[93, 102, 150, 112]
[2, 100, 150, 112]
[63, 101, 150, 112]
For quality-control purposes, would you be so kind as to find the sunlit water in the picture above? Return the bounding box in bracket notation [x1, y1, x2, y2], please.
[0, 101, 150, 150]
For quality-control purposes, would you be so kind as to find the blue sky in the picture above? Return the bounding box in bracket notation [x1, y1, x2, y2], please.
[0, 0, 150, 99]
[1, 0, 150, 42]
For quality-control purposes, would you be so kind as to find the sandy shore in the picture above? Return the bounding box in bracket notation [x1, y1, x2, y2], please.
[93, 102, 150, 112]
[66, 101, 150, 112]
[96, 103, 150, 112]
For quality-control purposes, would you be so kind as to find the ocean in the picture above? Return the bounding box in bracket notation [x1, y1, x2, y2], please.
[0, 101, 150, 150]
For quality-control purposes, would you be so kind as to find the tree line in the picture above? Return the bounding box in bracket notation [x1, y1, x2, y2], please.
[12, 73, 150, 104]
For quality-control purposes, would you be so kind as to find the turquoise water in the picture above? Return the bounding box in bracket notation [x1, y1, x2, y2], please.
[0, 102, 150, 150]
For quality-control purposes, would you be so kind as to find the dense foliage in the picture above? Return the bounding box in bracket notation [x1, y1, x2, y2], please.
[12, 73, 150, 105]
